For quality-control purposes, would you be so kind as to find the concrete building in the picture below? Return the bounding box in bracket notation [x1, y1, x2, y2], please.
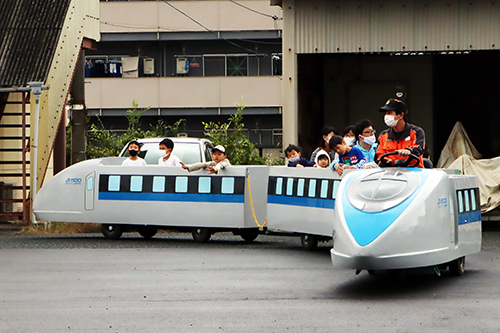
[275, 0, 500, 161]
[85, 0, 283, 155]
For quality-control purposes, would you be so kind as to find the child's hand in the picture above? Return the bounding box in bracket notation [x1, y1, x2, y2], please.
[313, 164, 318, 168]
[334, 163, 343, 176]
[296, 164, 304, 168]
[180, 162, 188, 170]
[344, 165, 355, 170]
[207, 166, 217, 174]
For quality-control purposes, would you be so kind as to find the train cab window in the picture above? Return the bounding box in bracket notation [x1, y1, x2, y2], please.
[130, 176, 143, 192]
[175, 177, 188, 193]
[153, 176, 165, 192]
[275, 177, 283, 195]
[320, 180, 329, 198]
[86, 177, 93, 191]
[108, 176, 120, 191]
[332, 181, 339, 199]
[286, 178, 294, 196]
[457, 191, 464, 213]
[199, 177, 211, 193]
[464, 190, 470, 212]
[308, 179, 317, 197]
[221, 177, 235, 194]
[471, 190, 476, 211]
[297, 179, 305, 197]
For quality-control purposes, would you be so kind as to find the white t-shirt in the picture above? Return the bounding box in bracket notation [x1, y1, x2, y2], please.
[122, 158, 147, 166]
[158, 155, 182, 167]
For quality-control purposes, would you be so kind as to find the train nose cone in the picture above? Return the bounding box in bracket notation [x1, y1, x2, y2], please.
[343, 168, 421, 246]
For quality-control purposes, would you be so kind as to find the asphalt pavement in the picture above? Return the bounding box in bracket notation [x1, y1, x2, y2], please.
[0, 224, 499, 332]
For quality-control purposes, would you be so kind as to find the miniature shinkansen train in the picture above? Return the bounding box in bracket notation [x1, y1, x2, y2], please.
[34, 155, 481, 274]
[330, 156, 481, 276]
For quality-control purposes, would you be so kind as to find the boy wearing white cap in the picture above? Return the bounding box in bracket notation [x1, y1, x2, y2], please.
[181, 145, 231, 174]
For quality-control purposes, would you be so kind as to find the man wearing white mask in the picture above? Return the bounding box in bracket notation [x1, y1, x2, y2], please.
[354, 119, 378, 163]
[158, 138, 183, 166]
[375, 99, 425, 168]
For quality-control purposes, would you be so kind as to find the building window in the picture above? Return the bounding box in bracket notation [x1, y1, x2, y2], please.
[227, 56, 247, 76]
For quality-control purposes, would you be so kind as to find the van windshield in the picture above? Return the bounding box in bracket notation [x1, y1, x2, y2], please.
[122, 142, 202, 165]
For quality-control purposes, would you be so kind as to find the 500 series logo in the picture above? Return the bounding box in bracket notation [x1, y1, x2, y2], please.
[65, 178, 82, 185]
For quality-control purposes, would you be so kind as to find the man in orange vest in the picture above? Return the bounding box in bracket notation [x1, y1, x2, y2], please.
[375, 99, 425, 168]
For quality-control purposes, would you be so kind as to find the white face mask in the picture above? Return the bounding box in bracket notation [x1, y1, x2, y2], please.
[159, 150, 170, 158]
[362, 135, 377, 146]
[344, 137, 356, 147]
[288, 156, 300, 163]
[384, 115, 399, 128]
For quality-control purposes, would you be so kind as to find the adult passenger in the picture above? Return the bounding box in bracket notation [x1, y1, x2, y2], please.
[374, 99, 425, 168]
[310, 126, 338, 163]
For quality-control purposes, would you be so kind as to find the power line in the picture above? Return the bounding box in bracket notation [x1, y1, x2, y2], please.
[228, 0, 280, 20]
[161, 0, 270, 55]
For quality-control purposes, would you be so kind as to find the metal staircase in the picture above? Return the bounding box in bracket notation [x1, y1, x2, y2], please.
[0, 91, 30, 223]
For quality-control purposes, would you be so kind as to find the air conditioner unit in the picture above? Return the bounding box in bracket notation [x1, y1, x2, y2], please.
[176, 58, 188, 74]
[143, 58, 155, 75]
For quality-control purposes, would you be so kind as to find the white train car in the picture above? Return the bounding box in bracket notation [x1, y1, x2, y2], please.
[331, 166, 482, 276]
[34, 158, 269, 242]
[266, 167, 341, 250]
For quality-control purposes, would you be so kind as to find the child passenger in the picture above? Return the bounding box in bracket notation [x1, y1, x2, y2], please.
[314, 150, 331, 168]
[122, 140, 147, 166]
[329, 135, 367, 176]
[158, 138, 183, 166]
[181, 145, 231, 174]
[285, 144, 315, 167]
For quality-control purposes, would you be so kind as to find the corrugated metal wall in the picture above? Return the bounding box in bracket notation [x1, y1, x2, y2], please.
[294, 0, 500, 54]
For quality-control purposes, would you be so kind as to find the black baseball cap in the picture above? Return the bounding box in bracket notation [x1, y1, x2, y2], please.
[379, 99, 407, 114]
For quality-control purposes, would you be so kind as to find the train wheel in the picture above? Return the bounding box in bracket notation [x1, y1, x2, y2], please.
[300, 234, 318, 251]
[192, 228, 211, 243]
[240, 229, 259, 243]
[138, 226, 158, 239]
[449, 256, 465, 276]
[102, 224, 123, 240]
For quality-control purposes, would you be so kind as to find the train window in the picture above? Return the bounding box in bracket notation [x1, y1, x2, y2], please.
[286, 178, 294, 196]
[320, 180, 329, 198]
[332, 181, 339, 199]
[130, 176, 143, 192]
[471, 189, 476, 211]
[275, 177, 283, 195]
[464, 190, 470, 212]
[86, 177, 93, 191]
[457, 191, 464, 213]
[175, 177, 188, 193]
[108, 176, 120, 191]
[297, 179, 305, 196]
[308, 179, 317, 197]
[199, 177, 211, 193]
[221, 177, 235, 194]
[153, 176, 165, 192]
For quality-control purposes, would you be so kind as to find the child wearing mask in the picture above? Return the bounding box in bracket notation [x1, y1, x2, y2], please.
[329, 135, 367, 176]
[285, 144, 316, 167]
[158, 138, 183, 166]
[354, 119, 378, 163]
[181, 145, 231, 174]
[122, 140, 147, 166]
[342, 125, 356, 147]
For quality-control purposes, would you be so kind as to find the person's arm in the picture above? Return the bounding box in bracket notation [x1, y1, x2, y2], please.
[186, 162, 210, 172]
[407, 126, 425, 156]
[300, 158, 316, 167]
[309, 149, 318, 163]
[212, 159, 231, 173]
[354, 149, 367, 169]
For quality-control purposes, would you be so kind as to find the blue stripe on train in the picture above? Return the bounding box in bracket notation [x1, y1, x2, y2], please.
[99, 192, 244, 203]
[458, 210, 482, 225]
[267, 195, 335, 209]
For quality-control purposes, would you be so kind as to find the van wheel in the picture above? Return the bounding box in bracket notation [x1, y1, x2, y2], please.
[102, 224, 123, 240]
[192, 228, 211, 243]
[301, 234, 318, 251]
[138, 226, 158, 239]
[240, 229, 259, 243]
[449, 256, 465, 276]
